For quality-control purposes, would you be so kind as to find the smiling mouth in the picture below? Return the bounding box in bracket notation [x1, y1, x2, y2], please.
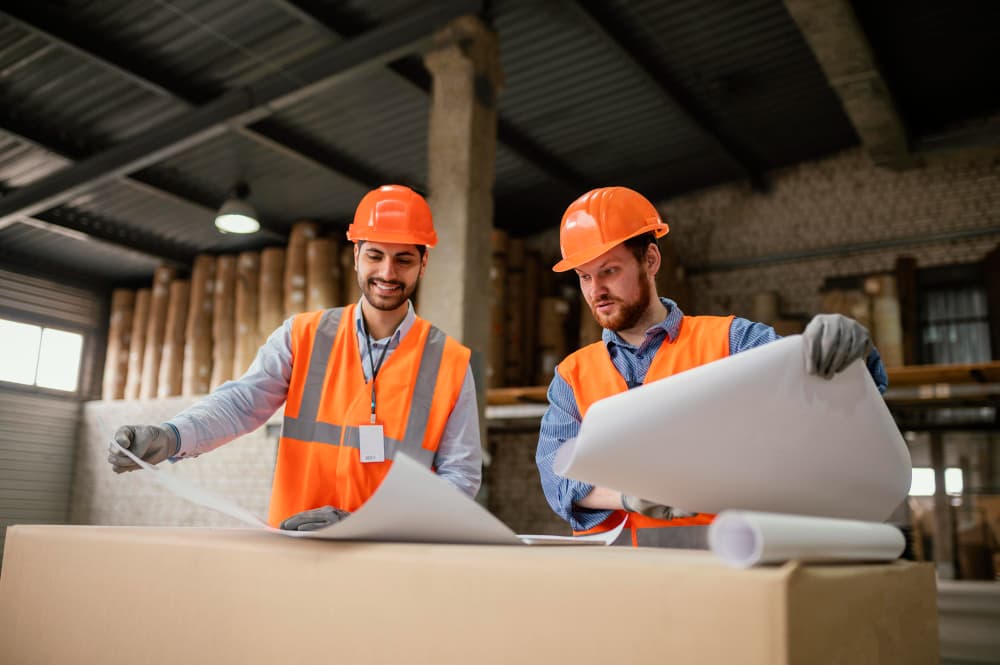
[370, 280, 403, 294]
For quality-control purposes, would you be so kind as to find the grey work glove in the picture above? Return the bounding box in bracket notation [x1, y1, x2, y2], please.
[802, 313, 873, 379]
[621, 495, 697, 521]
[108, 425, 180, 474]
[280, 505, 352, 531]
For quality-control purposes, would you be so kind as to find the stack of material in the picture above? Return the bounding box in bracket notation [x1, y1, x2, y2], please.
[139, 266, 175, 399]
[868, 275, 904, 367]
[306, 237, 341, 311]
[578, 297, 602, 347]
[504, 239, 526, 386]
[182, 255, 215, 396]
[285, 222, 319, 318]
[157, 279, 190, 397]
[123, 288, 150, 400]
[210, 255, 237, 390]
[821, 274, 903, 367]
[234, 251, 260, 379]
[101, 289, 135, 401]
[520, 251, 541, 385]
[537, 296, 570, 385]
[340, 244, 361, 305]
[259, 247, 286, 345]
[487, 230, 507, 388]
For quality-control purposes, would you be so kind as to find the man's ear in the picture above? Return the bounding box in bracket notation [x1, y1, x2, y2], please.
[353, 242, 360, 270]
[646, 243, 661, 276]
[419, 249, 428, 277]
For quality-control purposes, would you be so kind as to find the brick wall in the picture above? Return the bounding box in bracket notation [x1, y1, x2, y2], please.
[663, 148, 1000, 318]
[485, 425, 569, 535]
[73, 398, 279, 527]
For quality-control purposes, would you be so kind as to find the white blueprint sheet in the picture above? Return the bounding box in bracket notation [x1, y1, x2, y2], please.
[554, 336, 911, 523]
[110, 438, 624, 546]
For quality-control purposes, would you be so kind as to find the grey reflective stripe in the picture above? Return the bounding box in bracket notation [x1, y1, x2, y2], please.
[283, 308, 344, 442]
[631, 525, 710, 549]
[281, 313, 448, 469]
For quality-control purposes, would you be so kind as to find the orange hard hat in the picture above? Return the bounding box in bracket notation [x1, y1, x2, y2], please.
[552, 186, 669, 272]
[347, 185, 438, 247]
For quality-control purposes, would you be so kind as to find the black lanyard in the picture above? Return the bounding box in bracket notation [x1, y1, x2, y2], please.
[360, 316, 390, 424]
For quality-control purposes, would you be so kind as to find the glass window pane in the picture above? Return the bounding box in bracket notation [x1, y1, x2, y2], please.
[0, 320, 41, 385]
[910, 468, 934, 496]
[35, 328, 83, 391]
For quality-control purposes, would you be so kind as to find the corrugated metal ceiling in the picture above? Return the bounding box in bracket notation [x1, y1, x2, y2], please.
[0, 0, 993, 286]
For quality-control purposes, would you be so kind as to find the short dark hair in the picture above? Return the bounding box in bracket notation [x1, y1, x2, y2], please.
[357, 240, 426, 259]
[622, 232, 657, 264]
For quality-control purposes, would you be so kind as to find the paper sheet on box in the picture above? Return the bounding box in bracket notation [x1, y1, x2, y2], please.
[555, 335, 911, 523]
[110, 438, 624, 546]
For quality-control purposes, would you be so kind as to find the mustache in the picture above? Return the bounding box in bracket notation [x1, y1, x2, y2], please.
[367, 278, 405, 289]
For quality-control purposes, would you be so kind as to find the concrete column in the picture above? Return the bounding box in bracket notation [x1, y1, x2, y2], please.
[421, 15, 502, 360]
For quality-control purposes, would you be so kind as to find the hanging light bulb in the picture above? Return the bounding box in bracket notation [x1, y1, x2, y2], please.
[215, 182, 260, 234]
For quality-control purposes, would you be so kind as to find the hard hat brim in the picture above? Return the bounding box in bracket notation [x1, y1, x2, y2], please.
[552, 222, 668, 272]
[347, 230, 437, 248]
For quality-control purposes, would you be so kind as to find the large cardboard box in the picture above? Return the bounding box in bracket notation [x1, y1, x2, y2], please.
[0, 525, 938, 665]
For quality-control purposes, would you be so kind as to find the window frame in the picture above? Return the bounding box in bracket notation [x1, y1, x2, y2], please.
[0, 311, 88, 397]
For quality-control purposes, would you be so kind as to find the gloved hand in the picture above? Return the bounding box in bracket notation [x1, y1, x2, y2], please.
[621, 495, 696, 520]
[802, 313, 873, 379]
[108, 425, 180, 474]
[280, 505, 352, 531]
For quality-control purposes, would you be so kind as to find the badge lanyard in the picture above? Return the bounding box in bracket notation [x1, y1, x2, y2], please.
[359, 315, 389, 463]
[361, 317, 390, 424]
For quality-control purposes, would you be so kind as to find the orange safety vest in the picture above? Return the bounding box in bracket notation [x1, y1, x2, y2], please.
[268, 305, 471, 526]
[557, 314, 734, 547]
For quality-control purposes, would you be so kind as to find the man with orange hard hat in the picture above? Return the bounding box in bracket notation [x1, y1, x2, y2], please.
[110, 185, 482, 530]
[536, 186, 887, 548]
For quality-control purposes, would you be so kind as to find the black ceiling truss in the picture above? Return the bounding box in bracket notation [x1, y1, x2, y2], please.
[0, 181, 196, 265]
[0, 99, 259, 223]
[0, 0, 480, 228]
[568, 0, 769, 193]
[268, 0, 595, 194]
[0, 2, 413, 193]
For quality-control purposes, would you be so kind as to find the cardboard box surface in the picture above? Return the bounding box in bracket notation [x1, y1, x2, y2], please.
[0, 525, 938, 665]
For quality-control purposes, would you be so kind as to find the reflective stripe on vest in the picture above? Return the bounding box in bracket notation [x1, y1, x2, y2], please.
[280, 307, 445, 467]
[611, 524, 710, 549]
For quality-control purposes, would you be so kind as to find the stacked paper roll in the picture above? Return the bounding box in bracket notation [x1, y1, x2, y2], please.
[123, 288, 151, 400]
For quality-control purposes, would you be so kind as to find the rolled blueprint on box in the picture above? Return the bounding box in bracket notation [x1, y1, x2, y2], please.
[555, 336, 911, 522]
[708, 511, 905, 567]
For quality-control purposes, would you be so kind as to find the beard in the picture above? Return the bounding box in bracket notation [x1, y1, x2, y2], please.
[360, 273, 419, 312]
[589, 272, 651, 331]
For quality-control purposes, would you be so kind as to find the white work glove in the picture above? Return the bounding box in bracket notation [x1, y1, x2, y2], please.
[802, 313, 872, 379]
[108, 425, 180, 474]
[621, 495, 697, 520]
[280, 505, 352, 531]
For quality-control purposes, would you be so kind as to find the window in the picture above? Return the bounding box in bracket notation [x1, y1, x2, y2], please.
[909, 467, 964, 496]
[918, 264, 991, 364]
[0, 318, 84, 392]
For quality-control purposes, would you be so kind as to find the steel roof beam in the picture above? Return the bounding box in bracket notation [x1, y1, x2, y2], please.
[0, 1, 480, 226]
[0, 2, 403, 190]
[0, 101, 286, 241]
[568, 0, 768, 191]
[784, 0, 914, 169]
[269, 0, 594, 193]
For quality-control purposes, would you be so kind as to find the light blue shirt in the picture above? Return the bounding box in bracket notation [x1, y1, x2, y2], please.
[168, 300, 482, 497]
[536, 298, 888, 531]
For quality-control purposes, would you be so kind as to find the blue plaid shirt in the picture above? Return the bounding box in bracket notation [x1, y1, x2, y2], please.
[535, 298, 889, 531]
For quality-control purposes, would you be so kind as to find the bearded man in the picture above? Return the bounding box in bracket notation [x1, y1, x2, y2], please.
[110, 185, 481, 530]
[535, 186, 886, 547]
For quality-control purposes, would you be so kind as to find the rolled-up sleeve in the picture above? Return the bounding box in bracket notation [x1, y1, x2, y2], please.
[433, 366, 483, 498]
[536, 369, 613, 531]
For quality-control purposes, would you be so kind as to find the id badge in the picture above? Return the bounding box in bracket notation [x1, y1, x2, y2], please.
[359, 424, 385, 463]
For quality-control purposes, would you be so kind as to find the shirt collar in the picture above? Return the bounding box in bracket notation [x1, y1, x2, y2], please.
[354, 298, 415, 348]
[602, 297, 684, 350]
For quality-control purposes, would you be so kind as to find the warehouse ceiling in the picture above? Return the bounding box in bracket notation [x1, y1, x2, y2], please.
[0, 0, 997, 286]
